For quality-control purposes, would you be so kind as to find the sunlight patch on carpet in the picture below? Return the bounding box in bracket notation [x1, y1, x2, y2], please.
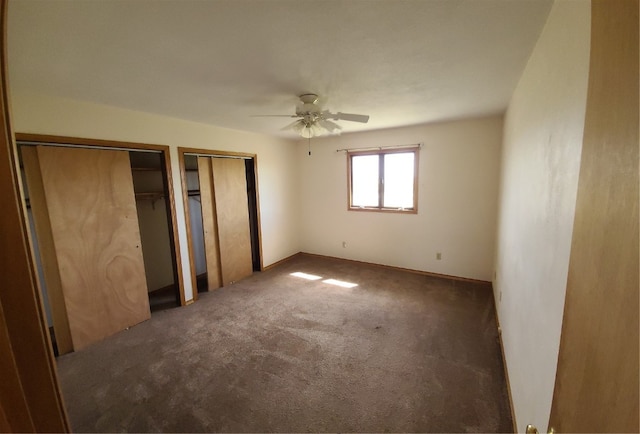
[290, 271, 323, 280]
[323, 278, 358, 288]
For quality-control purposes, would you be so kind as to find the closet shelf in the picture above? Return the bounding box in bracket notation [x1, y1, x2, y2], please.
[131, 167, 161, 172]
[135, 191, 200, 200]
[135, 192, 165, 200]
[135, 191, 166, 209]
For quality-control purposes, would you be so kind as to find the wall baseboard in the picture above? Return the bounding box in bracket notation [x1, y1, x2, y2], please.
[299, 251, 491, 284]
[261, 252, 301, 272]
[493, 294, 517, 433]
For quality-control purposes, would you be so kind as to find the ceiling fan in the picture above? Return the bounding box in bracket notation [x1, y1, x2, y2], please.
[254, 93, 370, 138]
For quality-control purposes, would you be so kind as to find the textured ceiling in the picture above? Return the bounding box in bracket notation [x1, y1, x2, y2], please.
[8, 0, 552, 139]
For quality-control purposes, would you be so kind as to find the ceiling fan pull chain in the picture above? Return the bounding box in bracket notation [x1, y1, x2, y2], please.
[308, 136, 311, 156]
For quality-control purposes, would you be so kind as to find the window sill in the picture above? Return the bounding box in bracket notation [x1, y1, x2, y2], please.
[348, 207, 417, 215]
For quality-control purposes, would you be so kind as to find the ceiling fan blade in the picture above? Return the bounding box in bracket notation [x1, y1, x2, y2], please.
[251, 114, 298, 118]
[332, 112, 370, 123]
[318, 119, 342, 133]
[281, 119, 303, 131]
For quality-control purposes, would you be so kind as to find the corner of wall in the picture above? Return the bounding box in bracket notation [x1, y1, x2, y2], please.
[493, 0, 591, 429]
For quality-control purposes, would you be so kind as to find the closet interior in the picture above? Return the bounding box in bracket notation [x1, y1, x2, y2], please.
[129, 151, 181, 312]
[18, 141, 181, 356]
[183, 152, 261, 297]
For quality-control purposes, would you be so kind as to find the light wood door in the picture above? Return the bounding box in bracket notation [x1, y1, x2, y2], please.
[197, 157, 222, 291]
[211, 157, 253, 285]
[548, 0, 639, 432]
[33, 146, 151, 351]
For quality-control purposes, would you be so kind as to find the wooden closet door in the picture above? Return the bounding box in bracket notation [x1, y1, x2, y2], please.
[197, 157, 222, 291]
[211, 158, 253, 285]
[36, 146, 150, 350]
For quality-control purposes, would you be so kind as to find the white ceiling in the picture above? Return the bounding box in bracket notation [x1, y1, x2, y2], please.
[7, 0, 552, 140]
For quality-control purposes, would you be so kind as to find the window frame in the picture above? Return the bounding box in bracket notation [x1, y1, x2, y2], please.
[347, 147, 419, 214]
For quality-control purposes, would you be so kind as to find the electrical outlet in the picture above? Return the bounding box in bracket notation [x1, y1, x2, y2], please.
[342, 241, 347, 248]
[436, 252, 442, 260]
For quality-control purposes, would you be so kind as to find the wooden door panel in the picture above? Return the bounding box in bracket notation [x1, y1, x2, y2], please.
[37, 146, 150, 350]
[197, 157, 222, 291]
[549, 1, 639, 432]
[211, 158, 253, 285]
[0, 302, 35, 433]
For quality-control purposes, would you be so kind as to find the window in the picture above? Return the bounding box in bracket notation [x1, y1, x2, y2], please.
[347, 147, 419, 213]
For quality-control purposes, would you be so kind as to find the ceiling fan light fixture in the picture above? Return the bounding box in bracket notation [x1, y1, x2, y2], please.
[290, 120, 307, 136]
[288, 117, 342, 138]
[310, 122, 324, 137]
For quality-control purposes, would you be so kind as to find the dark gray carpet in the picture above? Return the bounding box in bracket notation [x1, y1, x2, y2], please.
[56, 254, 513, 432]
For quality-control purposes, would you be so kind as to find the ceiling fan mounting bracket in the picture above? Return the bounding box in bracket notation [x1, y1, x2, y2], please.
[299, 93, 319, 104]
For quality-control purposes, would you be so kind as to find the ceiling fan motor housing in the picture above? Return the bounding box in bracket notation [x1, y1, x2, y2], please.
[296, 98, 323, 126]
[297, 103, 321, 116]
[296, 93, 322, 123]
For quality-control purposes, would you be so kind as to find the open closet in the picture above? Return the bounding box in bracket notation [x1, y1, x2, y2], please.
[180, 149, 261, 297]
[129, 152, 182, 312]
[18, 136, 183, 355]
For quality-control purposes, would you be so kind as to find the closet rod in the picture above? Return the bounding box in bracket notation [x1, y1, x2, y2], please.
[17, 141, 162, 154]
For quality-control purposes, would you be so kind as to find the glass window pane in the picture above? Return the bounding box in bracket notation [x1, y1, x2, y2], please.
[383, 152, 414, 208]
[351, 155, 379, 207]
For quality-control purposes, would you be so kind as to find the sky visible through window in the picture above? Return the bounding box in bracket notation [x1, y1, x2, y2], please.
[383, 153, 414, 208]
[351, 155, 378, 207]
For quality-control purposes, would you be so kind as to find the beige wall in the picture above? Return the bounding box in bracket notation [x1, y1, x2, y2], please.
[10, 91, 300, 302]
[134, 200, 174, 292]
[297, 115, 503, 281]
[494, 0, 590, 430]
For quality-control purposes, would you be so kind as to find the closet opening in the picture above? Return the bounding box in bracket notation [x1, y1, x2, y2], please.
[16, 135, 185, 355]
[179, 148, 262, 300]
[129, 151, 181, 312]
